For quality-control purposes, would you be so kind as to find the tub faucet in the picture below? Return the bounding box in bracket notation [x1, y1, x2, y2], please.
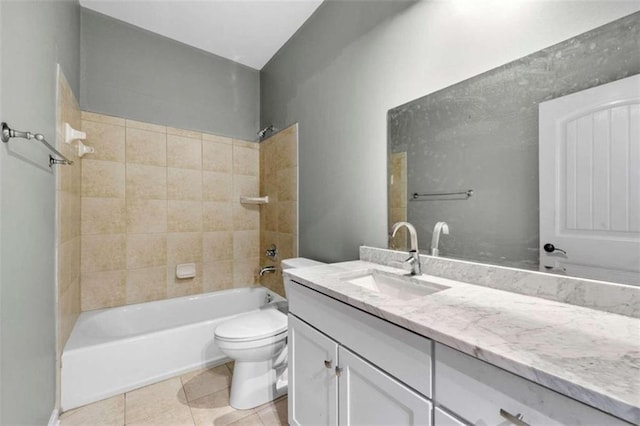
[259, 266, 276, 276]
[431, 221, 449, 257]
[390, 221, 421, 276]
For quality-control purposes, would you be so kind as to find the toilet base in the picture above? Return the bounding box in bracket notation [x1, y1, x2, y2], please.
[229, 359, 288, 410]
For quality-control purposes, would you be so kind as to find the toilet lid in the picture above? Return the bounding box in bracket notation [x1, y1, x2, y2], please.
[215, 309, 287, 342]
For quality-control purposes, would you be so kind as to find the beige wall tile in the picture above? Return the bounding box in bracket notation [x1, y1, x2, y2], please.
[233, 258, 259, 286]
[233, 144, 259, 176]
[81, 234, 126, 273]
[81, 159, 125, 198]
[167, 134, 201, 170]
[203, 133, 232, 145]
[167, 126, 201, 139]
[233, 175, 259, 199]
[203, 201, 232, 231]
[127, 199, 167, 234]
[58, 190, 73, 243]
[233, 230, 259, 260]
[233, 139, 258, 149]
[277, 167, 297, 202]
[167, 263, 202, 298]
[203, 231, 233, 262]
[202, 260, 233, 292]
[276, 233, 297, 261]
[58, 277, 80, 355]
[126, 266, 167, 304]
[126, 127, 167, 166]
[81, 270, 126, 310]
[202, 171, 232, 202]
[81, 120, 126, 163]
[127, 234, 167, 269]
[277, 201, 297, 235]
[81, 197, 126, 235]
[168, 200, 202, 232]
[233, 204, 259, 231]
[126, 164, 167, 200]
[167, 232, 202, 265]
[58, 240, 72, 293]
[202, 140, 232, 173]
[262, 203, 277, 233]
[70, 236, 81, 283]
[276, 125, 297, 169]
[168, 168, 202, 201]
[81, 111, 125, 126]
[126, 119, 166, 133]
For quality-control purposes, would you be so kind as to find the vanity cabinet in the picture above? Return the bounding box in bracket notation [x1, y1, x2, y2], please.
[287, 282, 433, 426]
[434, 344, 629, 426]
[287, 279, 630, 426]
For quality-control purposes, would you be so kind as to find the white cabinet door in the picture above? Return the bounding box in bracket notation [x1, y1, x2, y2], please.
[338, 346, 432, 426]
[289, 314, 338, 426]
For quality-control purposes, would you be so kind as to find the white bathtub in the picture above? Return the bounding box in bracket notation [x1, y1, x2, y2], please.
[61, 287, 285, 411]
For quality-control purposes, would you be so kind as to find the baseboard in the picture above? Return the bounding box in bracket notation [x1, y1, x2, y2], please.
[47, 408, 60, 426]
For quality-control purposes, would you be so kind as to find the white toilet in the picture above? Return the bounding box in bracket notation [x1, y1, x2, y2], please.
[214, 257, 324, 410]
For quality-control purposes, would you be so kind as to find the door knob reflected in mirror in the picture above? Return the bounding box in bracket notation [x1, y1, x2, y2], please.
[543, 243, 566, 255]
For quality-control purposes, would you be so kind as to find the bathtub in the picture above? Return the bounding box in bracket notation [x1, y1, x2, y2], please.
[61, 287, 285, 411]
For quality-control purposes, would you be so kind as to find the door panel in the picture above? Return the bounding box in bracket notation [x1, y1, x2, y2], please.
[338, 347, 432, 426]
[289, 314, 338, 426]
[539, 74, 640, 284]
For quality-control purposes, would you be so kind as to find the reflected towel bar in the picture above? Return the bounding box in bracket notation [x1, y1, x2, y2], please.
[1, 122, 73, 167]
[411, 190, 473, 200]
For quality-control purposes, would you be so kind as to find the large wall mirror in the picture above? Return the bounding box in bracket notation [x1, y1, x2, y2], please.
[387, 12, 639, 285]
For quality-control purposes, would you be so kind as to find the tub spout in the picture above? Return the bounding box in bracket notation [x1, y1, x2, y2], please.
[259, 266, 276, 276]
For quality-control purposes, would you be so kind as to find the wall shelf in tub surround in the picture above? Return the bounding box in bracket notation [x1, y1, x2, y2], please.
[240, 195, 269, 204]
[283, 258, 640, 424]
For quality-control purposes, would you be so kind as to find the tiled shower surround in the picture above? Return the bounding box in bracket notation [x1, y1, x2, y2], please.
[56, 69, 82, 408]
[79, 112, 297, 310]
[259, 125, 299, 297]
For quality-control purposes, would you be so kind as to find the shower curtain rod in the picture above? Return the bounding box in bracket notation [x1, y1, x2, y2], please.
[1, 122, 73, 167]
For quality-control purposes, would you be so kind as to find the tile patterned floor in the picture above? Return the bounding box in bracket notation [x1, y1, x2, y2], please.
[59, 363, 287, 426]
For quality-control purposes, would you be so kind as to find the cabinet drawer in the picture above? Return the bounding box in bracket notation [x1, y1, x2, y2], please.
[287, 281, 432, 398]
[435, 343, 629, 425]
[434, 407, 466, 426]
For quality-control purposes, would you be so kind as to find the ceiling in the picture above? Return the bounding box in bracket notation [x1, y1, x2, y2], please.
[80, 0, 324, 70]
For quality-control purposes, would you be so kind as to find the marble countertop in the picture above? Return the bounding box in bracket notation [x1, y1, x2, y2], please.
[285, 260, 640, 424]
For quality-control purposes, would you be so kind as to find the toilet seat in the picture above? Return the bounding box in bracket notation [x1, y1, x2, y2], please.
[215, 308, 287, 342]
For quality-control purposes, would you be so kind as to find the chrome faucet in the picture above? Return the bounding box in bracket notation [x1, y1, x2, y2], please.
[431, 221, 449, 257]
[390, 221, 421, 276]
[259, 266, 276, 276]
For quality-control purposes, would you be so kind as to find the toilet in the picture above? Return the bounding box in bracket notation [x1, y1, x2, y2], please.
[214, 257, 325, 410]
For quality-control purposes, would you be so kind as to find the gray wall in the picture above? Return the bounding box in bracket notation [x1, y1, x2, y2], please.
[390, 13, 639, 270]
[80, 8, 260, 141]
[0, 1, 80, 424]
[260, 0, 640, 263]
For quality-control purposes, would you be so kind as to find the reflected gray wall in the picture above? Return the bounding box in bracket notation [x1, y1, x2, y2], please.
[389, 13, 640, 269]
[261, 0, 640, 263]
[0, 1, 80, 423]
[80, 8, 260, 141]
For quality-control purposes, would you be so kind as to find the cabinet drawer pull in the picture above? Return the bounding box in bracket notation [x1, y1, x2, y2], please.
[499, 409, 530, 426]
[335, 366, 343, 377]
[324, 360, 332, 368]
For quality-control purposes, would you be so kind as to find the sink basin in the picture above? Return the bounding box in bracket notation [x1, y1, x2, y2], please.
[340, 269, 448, 300]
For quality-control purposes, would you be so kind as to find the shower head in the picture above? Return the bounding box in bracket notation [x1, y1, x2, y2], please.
[257, 124, 276, 140]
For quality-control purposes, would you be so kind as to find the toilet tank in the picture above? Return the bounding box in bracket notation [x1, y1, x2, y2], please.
[281, 257, 325, 270]
[280, 258, 325, 304]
